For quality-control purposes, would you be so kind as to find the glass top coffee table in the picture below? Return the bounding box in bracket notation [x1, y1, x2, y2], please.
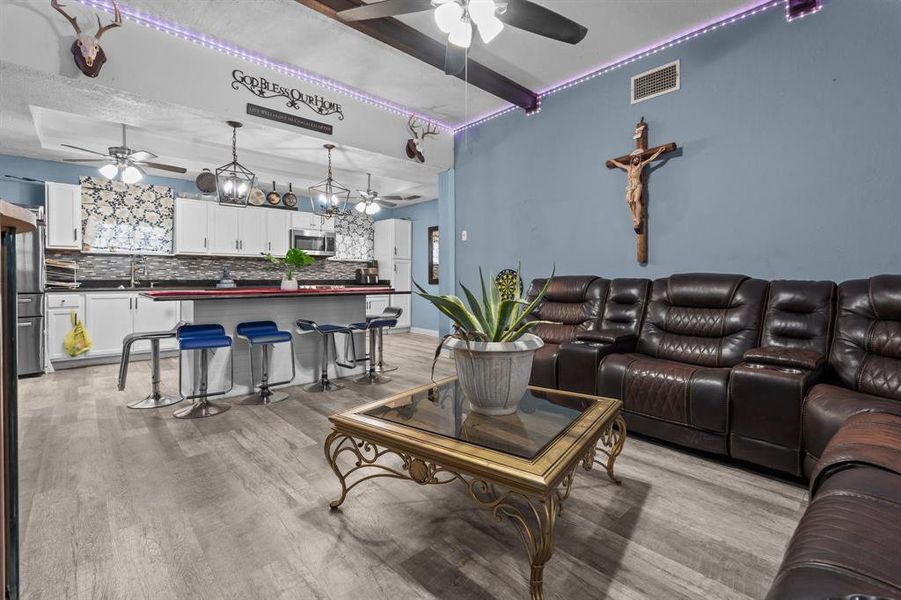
[324, 376, 626, 600]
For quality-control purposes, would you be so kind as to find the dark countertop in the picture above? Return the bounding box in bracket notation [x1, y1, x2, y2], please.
[140, 286, 406, 301]
[47, 279, 394, 292]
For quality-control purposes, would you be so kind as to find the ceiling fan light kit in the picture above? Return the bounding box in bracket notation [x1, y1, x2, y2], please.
[434, 0, 503, 49]
[215, 121, 256, 207]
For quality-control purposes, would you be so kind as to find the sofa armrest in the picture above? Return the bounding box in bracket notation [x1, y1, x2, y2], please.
[576, 330, 637, 346]
[743, 347, 825, 371]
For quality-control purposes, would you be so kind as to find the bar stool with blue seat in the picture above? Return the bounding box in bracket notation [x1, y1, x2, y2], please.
[368, 307, 402, 374]
[174, 324, 234, 419]
[235, 320, 296, 405]
[296, 319, 357, 392]
[349, 311, 399, 384]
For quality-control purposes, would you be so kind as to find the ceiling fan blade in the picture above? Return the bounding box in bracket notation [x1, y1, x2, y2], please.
[135, 161, 188, 174]
[129, 150, 158, 162]
[61, 143, 109, 157]
[62, 158, 109, 163]
[376, 199, 397, 208]
[500, 0, 588, 44]
[444, 41, 465, 76]
[382, 194, 422, 201]
[337, 0, 433, 21]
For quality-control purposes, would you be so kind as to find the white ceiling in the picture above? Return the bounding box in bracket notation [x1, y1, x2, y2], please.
[0, 0, 759, 201]
[114, 0, 756, 123]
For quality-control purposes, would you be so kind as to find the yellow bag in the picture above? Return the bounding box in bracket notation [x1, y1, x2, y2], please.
[63, 310, 92, 357]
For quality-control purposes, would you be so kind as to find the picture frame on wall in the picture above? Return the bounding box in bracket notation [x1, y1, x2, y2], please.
[428, 225, 439, 285]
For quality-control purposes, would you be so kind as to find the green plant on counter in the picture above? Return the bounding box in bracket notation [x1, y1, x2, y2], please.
[413, 264, 556, 343]
[263, 248, 314, 280]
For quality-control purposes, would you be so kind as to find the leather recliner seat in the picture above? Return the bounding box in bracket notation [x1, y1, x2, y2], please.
[729, 280, 836, 476]
[801, 275, 901, 474]
[597, 273, 768, 455]
[525, 276, 607, 389]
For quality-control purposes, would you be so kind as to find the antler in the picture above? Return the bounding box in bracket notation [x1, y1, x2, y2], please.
[408, 115, 422, 139]
[95, 0, 122, 38]
[421, 120, 439, 139]
[50, 0, 81, 34]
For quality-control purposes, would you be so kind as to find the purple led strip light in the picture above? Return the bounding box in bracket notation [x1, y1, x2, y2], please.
[74, 0, 456, 132]
[455, 0, 787, 132]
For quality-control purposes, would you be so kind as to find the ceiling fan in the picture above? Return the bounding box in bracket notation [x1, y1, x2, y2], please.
[61, 123, 187, 184]
[382, 193, 422, 202]
[355, 174, 397, 215]
[337, 0, 588, 75]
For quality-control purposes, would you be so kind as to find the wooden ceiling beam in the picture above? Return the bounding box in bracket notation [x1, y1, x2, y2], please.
[294, 0, 540, 114]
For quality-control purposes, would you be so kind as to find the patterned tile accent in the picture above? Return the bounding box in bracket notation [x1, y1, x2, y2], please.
[335, 211, 374, 260]
[80, 177, 174, 253]
[46, 250, 368, 282]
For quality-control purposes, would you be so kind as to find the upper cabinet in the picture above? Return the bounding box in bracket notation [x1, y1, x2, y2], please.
[174, 198, 296, 257]
[45, 182, 82, 250]
[291, 211, 334, 233]
[374, 219, 412, 262]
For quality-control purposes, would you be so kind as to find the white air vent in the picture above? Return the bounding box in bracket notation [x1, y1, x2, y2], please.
[631, 60, 680, 104]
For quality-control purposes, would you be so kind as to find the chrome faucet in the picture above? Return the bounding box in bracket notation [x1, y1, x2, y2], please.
[130, 255, 147, 288]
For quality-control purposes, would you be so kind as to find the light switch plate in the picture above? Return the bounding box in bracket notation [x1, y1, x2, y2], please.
[461, 230, 468, 241]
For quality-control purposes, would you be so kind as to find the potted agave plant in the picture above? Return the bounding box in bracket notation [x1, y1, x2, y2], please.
[263, 248, 314, 290]
[414, 266, 555, 416]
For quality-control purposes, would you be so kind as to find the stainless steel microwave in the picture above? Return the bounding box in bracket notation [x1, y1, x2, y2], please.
[291, 229, 336, 257]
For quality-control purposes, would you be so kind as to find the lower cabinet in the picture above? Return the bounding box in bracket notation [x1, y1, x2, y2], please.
[47, 292, 180, 362]
[365, 294, 411, 330]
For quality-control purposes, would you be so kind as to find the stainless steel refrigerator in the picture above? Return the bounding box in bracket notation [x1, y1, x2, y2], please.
[15, 208, 43, 376]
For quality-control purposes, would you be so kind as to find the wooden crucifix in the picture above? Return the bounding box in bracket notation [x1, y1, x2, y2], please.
[606, 118, 677, 264]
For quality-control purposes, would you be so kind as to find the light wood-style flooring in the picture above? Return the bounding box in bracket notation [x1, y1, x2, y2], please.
[17, 333, 807, 599]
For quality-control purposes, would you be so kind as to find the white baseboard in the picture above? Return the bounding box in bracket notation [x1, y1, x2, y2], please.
[410, 327, 439, 337]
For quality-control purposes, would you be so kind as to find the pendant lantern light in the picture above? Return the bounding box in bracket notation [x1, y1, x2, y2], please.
[215, 121, 255, 207]
[309, 144, 351, 219]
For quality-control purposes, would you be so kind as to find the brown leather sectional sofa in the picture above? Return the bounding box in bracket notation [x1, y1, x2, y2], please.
[526, 273, 901, 597]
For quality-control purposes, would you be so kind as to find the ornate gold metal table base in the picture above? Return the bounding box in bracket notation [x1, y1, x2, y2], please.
[323, 415, 626, 600]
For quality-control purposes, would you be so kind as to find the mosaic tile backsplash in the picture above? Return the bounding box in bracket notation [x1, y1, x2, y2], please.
[46, 250, 368, 283]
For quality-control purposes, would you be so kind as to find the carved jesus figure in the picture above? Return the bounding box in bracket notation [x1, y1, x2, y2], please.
[610, 146, 666, 233]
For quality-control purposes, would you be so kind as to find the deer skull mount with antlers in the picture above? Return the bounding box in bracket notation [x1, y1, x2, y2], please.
[405, 116, 439, 164]
[51, 0, 122, 78]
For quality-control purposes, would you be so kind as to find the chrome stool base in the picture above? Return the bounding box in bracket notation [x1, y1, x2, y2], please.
[355, 372, 391, 385]
[174, 399, 230, 419]
[306, 380, 344, 393]
[373, 363, 398, 374]
[240, 390, 289, 405]
[128, 392, 182, 410]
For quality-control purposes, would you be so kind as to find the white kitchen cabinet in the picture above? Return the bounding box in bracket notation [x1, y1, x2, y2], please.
[265, 210, 291, 255]
[389, 295, 411, 330]
[47, 293, 85, 360]
[45, 182, 82, 249]
[319, 215, 335, 232]
[391, 260, 412, 292]
[209, 204, 240, 254]
[366, 294, 390, 317]
[85, 293, 135, 357]
[133, 295, 180, 351]
[291, 211, 318, 231]
[374, 219, 412, 262]
[238, 207, 267, 256]
[175, 198, 211, 254]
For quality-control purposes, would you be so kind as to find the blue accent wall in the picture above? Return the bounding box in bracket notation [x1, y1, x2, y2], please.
[454, 1, 901, 291]
[378, 200, 440, 332]
[0, 154, 196, 207]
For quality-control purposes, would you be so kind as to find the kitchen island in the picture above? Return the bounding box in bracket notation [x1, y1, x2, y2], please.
[142, 286, 400, 398]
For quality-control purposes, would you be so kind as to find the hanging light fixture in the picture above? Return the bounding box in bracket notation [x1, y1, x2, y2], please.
[215, 121, 255, 207]
[309, 144, 350, 218]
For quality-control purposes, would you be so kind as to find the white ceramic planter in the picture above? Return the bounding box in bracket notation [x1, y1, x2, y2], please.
[280, 279, 298, 291]
[445, 333, 544, 416]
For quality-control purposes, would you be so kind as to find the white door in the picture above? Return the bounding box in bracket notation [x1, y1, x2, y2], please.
[45, 182, 81, 249]
[392, 260, 412, 292]
[47, 308, 83, 360]
[265, 210, 291, 255]
[175, 198, 210, 254]
[367, 295, 390, 317]
[134, 296, 180, 351]
[393, 220, 412, 260]
[389, 295, 411, 330]
[373, 220, 394, 267]
[85, 293, 135, 357]
[238, 207, 267, 255]
[209, 204, 240, 254]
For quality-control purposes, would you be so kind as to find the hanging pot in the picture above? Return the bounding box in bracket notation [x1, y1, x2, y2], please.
[266, 181, 281, 205]
[248, 187, 265, 206]
[282, 183, 297, 208]
[195, 168, 217, 193]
